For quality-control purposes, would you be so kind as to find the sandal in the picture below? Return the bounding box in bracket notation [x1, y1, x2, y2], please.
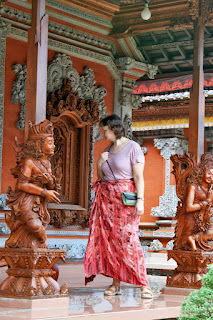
[104, 285, 121, 296]
[141, 286, 153, 299]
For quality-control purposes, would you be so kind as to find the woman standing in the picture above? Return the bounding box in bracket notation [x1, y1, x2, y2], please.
[84, 114, 152, 298]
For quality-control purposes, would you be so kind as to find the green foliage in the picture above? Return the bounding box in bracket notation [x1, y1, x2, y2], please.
[179, 265, 213, 320]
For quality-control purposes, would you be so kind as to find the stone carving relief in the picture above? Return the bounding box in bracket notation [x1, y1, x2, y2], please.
[0, 194, 9, 210]
[150, 240, 163, 251]
[123, 114, 132, 139]
[49, 209, 89, 229]
[115, 57, 157, 117]
[1, 5, 31, 24]
[166, 240, 174, 250]
[0, 222, 10, 235]
[11, 64, 27, 130]
[92, 124, 102, 143]
[11, 53, 107, 129]
[48, 21, 117, 56]
[48, 242, 87, 260]
[123, 116, 147, 154]
[151, 138, 188, 218]
[115, 57, 158, 80]
[0, 8, 10, 190]
[47, 78, 100, 125]
[119, 92, 142, 111]
[47, 54, 107, 119]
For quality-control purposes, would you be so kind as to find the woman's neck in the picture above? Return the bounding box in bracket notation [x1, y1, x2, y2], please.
[113, 136, 127, 147]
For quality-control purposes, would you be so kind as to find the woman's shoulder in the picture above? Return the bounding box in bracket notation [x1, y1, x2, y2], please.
[129, 140, 140, 147]
[128, 140, 143, 151]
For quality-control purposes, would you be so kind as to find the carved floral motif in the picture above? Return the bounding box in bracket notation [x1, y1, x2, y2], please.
[49, 209, 89, 228]
[11, 54, 107, 129]
[47, 79, 100, 125]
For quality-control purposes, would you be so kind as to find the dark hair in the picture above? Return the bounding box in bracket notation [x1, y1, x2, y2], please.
[100, 114, 125, 139]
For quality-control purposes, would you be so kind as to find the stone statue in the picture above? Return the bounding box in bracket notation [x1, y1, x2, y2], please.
[172, 152, 213, 252]
[5, 120, 60, 249]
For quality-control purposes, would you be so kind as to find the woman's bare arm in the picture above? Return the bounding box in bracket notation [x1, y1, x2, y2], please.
[133, 162, 144, 216]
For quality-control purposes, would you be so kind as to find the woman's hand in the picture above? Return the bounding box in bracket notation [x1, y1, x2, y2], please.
[97, 152, 109, 166]
[44, 190, 60, 204]
[97, 152, 109, 179]
[135, 199, 144, 216]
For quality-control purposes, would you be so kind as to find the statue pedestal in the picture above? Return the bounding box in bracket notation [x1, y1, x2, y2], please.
[0, 248, 68, 298]
[167, 250, 213, 288]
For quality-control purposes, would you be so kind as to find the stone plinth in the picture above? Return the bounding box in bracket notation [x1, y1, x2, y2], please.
[0, 248, 68, 299]
[167, 250, 213, 288]
[0, 296, 69, 319]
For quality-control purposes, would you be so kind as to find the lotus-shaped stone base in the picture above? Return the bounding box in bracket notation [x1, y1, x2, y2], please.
[0, 248, 68, 298]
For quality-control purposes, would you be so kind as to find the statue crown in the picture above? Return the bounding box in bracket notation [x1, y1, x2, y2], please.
[28, 120, 54, 140]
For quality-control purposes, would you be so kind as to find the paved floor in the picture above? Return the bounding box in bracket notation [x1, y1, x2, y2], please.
[0, 264, 193, 320]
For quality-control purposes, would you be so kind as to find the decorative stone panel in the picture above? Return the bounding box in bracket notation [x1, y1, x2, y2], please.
[151, 138, 188, 218]
[0, 12, 9, 189]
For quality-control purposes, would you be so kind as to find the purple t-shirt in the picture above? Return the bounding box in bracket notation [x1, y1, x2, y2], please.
[101, 140, 144, 181]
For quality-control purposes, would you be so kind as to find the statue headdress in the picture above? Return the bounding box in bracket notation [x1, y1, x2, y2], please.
[28, 120, 54, 140]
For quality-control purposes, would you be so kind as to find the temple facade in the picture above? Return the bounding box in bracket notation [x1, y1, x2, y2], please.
[0, 0, 212, 263]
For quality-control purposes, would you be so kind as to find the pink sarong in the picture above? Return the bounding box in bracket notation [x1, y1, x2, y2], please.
[84, 179, 149, 287]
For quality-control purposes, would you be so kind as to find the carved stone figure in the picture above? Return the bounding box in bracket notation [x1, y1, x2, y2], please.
[0, 120, 68, 298]
[172, 152, 213, 251]
[167, 152, 213, 288]
[5, 120, 60, 249]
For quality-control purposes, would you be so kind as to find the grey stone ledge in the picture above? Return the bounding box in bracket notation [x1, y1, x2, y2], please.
[47, 203, 86, 211]
[46, 230, 89, 237]
[156, 220, 177, 225]
[139, 222, 157, 227]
